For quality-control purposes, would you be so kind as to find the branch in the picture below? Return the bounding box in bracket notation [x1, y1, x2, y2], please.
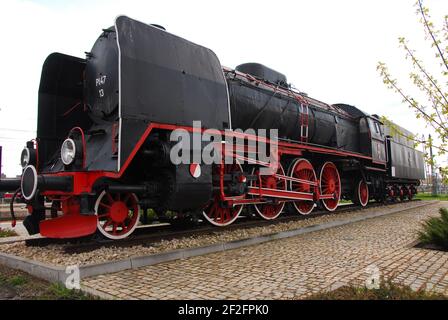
[445, 15, 448, 40]
[409, 72, 447, 126]
[377, 63, 446, 132]
[401, 40, 448, 108]
[417, 0, 448, 72]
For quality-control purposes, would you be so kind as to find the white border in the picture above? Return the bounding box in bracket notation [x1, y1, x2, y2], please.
[358, 180, 369, 207]
[319, 161, 341, 212]
[60, 138, 76, 166]
[21, 165, 38, 201]
[114, 16, 122, 172]
[202, 161, 244, 227]
[250, 166, 286, 220]
[221, 68, 232, 130]
[288, 158, 316, 215]
[21, 147, 30, 168]
[95, 190, 140, 240]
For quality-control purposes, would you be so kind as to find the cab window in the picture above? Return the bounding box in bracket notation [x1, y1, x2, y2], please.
[375, 122, 383, 135]
[368, 119, 376, 134]
[368, 118, 383, 137]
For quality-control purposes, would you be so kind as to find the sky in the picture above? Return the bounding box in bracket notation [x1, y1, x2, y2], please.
[0, 0, 447, 177]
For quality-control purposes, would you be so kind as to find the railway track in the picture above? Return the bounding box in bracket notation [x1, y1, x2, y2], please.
[22, 199, 420, 253]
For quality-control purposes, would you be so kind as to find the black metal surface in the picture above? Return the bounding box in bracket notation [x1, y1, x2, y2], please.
[23, 209, 46, 236]
[384, 120, 416, 148]
[22, 166, 73, 200]
[116, 16, 230, 168]
[38, 175, 73, 192]
[387, 139, 425, 180]
[0, 179, 21, 192]
[167, 163, 212, 211]
[21, 167, 36, 199]
[333, 103, 367, 118]
[37, 53, 92, 171]
[107, 184, 148, 193]
[9, 188, 20, 226]
[236, 63, 288, 86]
[84, 27, 119, 119]
[226, 73, 360, 152]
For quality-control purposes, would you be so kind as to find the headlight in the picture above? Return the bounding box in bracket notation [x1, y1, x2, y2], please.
[20, 148, 30, 168]
[61, 139, 77, 165]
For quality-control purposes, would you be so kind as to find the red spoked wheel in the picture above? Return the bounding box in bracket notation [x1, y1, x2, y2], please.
[398, 187, 404, 201]
[95, 191, 140, 240]
[289, 158, 317, 215]
[393, 185, 401, 202]
[202, 162, 245, 227]
[400, 186, 408, 201]
[408, 186, 415, 200]
[387, 186, 395, 199]
[251, 164, 287, 220]
[319, 162, 341, 212]
[356, 179, 369, 207]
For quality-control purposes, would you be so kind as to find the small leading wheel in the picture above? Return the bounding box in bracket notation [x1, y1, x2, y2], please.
[95, 191, 140, 240]
[202, 162, 245, 227]
[319, 162, 341, 212]
[289, 158, 317, 215]
[353, 179, 369, 207]
[251, 164, 287, 220]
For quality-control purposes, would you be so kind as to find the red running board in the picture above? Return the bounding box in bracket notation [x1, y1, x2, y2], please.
[40, 215, 97, 239]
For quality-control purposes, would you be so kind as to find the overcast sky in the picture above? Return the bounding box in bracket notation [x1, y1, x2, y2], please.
[0, 0, 447, 177]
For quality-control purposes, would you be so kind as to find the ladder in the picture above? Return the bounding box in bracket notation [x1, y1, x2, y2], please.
[289, 91, 310, 144]
[299, 102, 309, 143]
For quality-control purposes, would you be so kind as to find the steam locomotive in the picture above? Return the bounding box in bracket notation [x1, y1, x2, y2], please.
[0, 16, 425, 240]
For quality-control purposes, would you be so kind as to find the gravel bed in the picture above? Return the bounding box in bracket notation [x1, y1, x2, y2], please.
[0, 201, 437, 266]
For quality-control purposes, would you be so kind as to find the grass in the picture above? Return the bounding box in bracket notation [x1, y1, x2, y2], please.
[0, 227, 18, 238]
[0, 264, 96, 300]
[306, 279, 447, 300]
[415, 193, 448, 201]
[8, 275, 27, 286]
[417, 207, 448, 249]
[40, 283, 94, 300]
[139, 209, 179, 224]
[0, 273, 28, 288]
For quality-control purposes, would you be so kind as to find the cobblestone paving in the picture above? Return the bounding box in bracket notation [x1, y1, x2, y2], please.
[82, 202, 448, 299]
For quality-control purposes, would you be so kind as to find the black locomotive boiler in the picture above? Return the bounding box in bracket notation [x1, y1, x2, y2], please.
[0, 16, 425, 239]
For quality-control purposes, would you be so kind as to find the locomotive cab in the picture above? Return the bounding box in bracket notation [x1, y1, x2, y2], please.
[359, 115, 387, 164]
